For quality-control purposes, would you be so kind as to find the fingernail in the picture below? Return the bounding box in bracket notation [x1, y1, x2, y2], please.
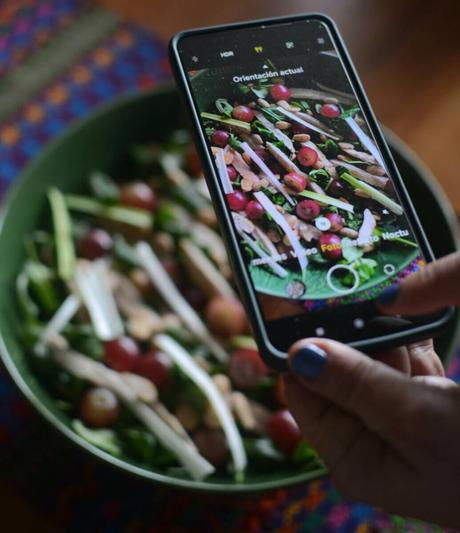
[291, 343, 327, 380]
[377, 285, 400, 306]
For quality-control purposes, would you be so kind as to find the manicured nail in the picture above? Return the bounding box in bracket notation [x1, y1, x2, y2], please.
[377, 285, 400, 306]
[291, 344, 327, 380]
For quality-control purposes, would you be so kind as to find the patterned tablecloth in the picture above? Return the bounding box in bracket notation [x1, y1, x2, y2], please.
[0, 2, 458, 532]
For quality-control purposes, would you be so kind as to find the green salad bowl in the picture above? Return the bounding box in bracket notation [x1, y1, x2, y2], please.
[0, 86, 458, 492]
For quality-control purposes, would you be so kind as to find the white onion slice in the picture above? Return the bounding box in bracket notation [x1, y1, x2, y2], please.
[240, 142, 294, 205]
[155, 334, 247, 479]
[344, 117, 386, 169]
[73, 261, 124, 341]
[135, 242, 228, 363]
[275, 106, 339, 139]
[215, 148, 233, 194]
[254, 191, 308, 273]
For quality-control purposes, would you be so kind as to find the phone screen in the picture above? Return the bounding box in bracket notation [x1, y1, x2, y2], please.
[177, 18, 431, 352]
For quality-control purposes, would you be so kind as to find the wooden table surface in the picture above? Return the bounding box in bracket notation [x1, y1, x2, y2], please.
[99, 0, 460, 219]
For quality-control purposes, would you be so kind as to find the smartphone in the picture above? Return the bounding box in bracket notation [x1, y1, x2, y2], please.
[169, 13, 452, 370]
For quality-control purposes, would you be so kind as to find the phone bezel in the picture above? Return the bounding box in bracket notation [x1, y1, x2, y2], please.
[169, 13, 453, 371]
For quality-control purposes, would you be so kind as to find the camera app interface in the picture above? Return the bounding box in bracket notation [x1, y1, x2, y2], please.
[180, 20, 425, 327]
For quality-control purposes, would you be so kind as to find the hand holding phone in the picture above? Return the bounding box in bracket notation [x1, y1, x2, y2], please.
[282, 252, 460, 528]
[169, 14, 452, 370]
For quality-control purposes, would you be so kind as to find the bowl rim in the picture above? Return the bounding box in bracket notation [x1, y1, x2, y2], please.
[0, 85, 328, 492]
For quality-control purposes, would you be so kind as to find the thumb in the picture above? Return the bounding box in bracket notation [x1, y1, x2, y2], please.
[288, 338, 417, 438]
[376, 251, 460, 315]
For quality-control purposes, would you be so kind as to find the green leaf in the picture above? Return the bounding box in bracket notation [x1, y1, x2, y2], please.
[292, 100, 310, 112]
[292, 441, 322, 467]
[112, 234, 140, 267]
[121, 428, 158, 464]
[261, 107, 284, 122]
[89, 171, 120, 203]
[215, 98, 233, 118]
[251, 86, 268, 98]
[342, 237, 364, 263]
[72, 419, 121, 456]
[24, 260, 60, 316]
[244, 438, 286, 465]
[16, 271, 40, 324]
[238, 84, 251, 95]
[317, 139, 339, 158]
[229, 133, 241, 150]
[343, 258, 378, 286]
[340, 105, 360, 119]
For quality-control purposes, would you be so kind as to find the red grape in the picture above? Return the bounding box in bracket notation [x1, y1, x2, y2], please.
[297, 146, 318, 167]
[79, 228, 113, 260]
[194, 429, 229, 466]
[226, 190, 248, 211]
[161, 257, 181, 284]
[211, 129, 230, 147]
[270, 83, 291, 101]
[319, 233, 343, 260]
[104, 336, 141, 372]
[325, 212, 344, 232]
[328, 179, 346, 197]
[205, 296, 248, 337]
[266, 409, 302, 455]
[319, 103, 340, 118]
[135, 351, 172, 391]
[254, 147, 269, 161]
[120, 182, 156, 211]
[283, 172, 308, 193]
[80, 387, 119, 427]
[232, 105, 254, 123]
[228, 348, 268, 389]
[245, 200, 264, 220]
[292, 123, 310, 135]
[186, 148, 202, 176]
[296, 199, 321, 221]
[182, 285, 207, 310]
[226, 165, 237, 181]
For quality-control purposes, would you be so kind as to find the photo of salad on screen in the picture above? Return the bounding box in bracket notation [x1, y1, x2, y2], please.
[190, 53, 423, 317]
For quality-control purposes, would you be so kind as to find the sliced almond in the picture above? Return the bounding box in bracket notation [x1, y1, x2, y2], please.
[231, 392, 256, 431]
[204, 404, 221, 429]
[339, 227, 359, 239]
[275, 120, 290, 130]
[175, 404, 200, 432]
[249, 400, 271, 434]
[212, 374, 232, 396]
[292, 133, 311, 142]
[120, 372, 157, 403]
[277, 100, 290, 109]
[257, 98, 270, 108]
[241, 177, 254, 192]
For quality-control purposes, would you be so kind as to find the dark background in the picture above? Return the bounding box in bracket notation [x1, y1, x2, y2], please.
[99, 0, 460, 218]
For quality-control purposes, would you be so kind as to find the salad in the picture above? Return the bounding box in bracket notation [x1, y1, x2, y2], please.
[16, 132, 321, 482]
[200, 75, 419, 309]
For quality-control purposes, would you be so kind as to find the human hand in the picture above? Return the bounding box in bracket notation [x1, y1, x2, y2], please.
[283, 252, 460, 527]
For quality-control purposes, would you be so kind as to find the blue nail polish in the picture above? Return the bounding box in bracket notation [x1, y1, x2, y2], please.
[291, 344, 327, 380]
[377, 285, 400, 306]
